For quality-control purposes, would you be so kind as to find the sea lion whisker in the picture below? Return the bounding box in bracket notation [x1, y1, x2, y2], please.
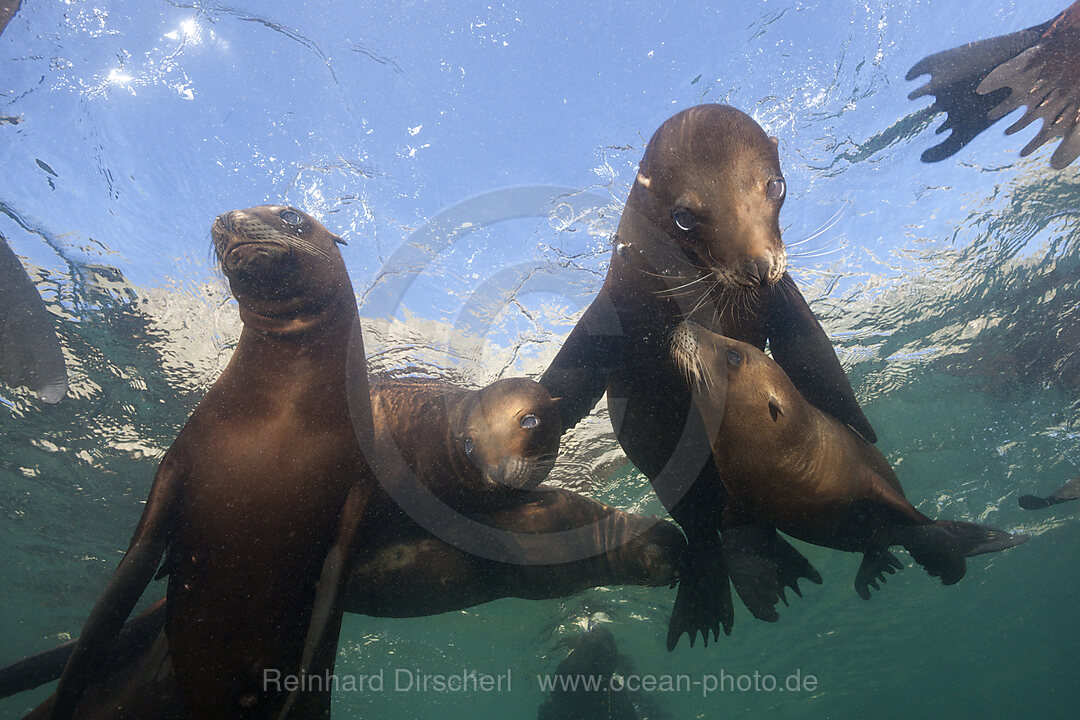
[788, 246, 845, 259]
[787, 204, 846, 248]
[655, 274, 709, 296]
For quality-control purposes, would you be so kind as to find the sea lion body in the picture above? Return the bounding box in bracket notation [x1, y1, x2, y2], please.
[672, 320, 1028, 595]
[51, 206, 376, 720]
[370, 376, 562, 495]
[541, 104, 873, 648]
[5, 488, 685, 718]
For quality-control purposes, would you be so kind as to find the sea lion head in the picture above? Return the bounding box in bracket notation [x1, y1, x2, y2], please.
[458, 378, 563, 490]
[211, 205, 350, 322]
[670, 320, 800, 438]
[628, 104, 787, 290]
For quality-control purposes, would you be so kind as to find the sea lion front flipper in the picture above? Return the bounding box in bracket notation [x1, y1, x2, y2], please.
[722, 524, 821, 620]
[51, 458, 181, 720]
[1019, 476, 1080, 510]
[934, 520, 1030, 556]
[854, 549, 903, 600]
[666, 533, 732, 651]
[767, 273, 877, 443]
[539, 287, 625, 433]
[275, 481, 375, 720]
[905, 16, 1056, 162]
[0, 236, 68, 404]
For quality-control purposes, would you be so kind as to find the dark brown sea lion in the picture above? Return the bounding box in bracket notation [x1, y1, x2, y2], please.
[540, 104, 874, 649]
[2, 488, 685, 719]
[908, 1, 1080, 168]
[370, 376, 563, 495]
[671, 320, 1029, 596]
[50, 206, 378, 720]
[1019, 475, 1080, 509]
[0, 234, 68, 403]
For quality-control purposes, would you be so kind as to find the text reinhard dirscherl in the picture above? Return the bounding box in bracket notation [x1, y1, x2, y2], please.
[263, 668, 818, 698]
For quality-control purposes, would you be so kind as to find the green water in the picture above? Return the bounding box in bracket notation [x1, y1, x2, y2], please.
[0, 267, 1076, 719]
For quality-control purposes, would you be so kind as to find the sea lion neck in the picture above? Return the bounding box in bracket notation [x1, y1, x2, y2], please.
[236, 288, 357, 339]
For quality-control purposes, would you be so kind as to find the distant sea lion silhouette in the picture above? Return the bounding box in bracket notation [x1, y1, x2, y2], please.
[50, 206, 378, 720]
[908, 1, 1080, 168]
[1, 488, 685, 720]
[537, 623, 641, 720]
[1019, 475, 1080, 510]
[541, 104, 874, 649]
[672, 320, 1029, 597]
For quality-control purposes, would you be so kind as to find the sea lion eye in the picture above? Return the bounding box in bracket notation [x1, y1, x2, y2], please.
[726, 350, 741, 367]
[671, 208, 698, 232]
[766, 176, 786, 201]
[464, 437, 475, 455]
[520, 414, 540, 429]
[279, 209, 303, 226]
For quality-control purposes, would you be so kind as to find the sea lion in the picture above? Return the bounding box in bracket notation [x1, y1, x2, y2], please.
[2, 488, 685, 719]
[370, 376, 563, 496]
[0, 1, 22, 37]
[537, 624, 642, 720]
[671, 320, 1029, 596]
[540, 104, 873, 648]
[0, 235, 68, 403]
[1019, 475, 1080, 509]
[50, 206, 378, 720]
[908, 1, 1080, 168]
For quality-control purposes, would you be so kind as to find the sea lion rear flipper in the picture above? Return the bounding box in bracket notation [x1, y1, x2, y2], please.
[539, 288, 624, 433]
[897, 524, 965, 586]
[767, 273, 877, 443]
[51, 458, 181, 720]
[905, 16, 1055, 162]
[934, 520, 1030, 556]
[723, 524, 822, 620]
[1019, 476, 1080, 510]
[666, 534, 732, 651]
[276, 481, 375, 720]
[0, 598, 167, 701]
[854, 549, 903, 600]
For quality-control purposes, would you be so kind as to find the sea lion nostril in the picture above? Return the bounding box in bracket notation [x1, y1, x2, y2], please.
[745, 257, 771, 285]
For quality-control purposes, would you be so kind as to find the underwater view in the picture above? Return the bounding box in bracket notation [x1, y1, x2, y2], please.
[1, 0, 1078, 718]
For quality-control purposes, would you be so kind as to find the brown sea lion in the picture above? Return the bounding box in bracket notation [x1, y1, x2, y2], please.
[1019, 475, 1080, 509]
[540, 104, 873, 649]
[908, 1, 1080, 168]
[370, 376, 563, 496]
[50, 206, 378, 720]
[671, 320, 1029, 597]
[2, 488, 685, 719]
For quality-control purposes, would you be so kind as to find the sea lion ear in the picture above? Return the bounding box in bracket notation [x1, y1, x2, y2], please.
[768, 397, 785, 421]
[333, 235, 348, 246]
[550, 396, 565, 410]
[636, 171, 652, 189]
